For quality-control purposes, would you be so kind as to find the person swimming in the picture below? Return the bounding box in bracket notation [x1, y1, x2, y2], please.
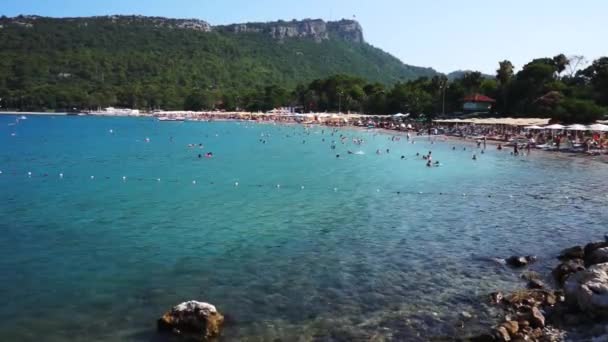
[472, 154, 477, 160]
[205, 152, 213, 158]
[401, 155, 405, 159]
[426, 160, 432, 167]
[336, 154, 340, 158]
[452, 146, 456, 150]
[348, 150, 354, 154]
[497, 144, 503, 150]
[198, 154, 202, 158]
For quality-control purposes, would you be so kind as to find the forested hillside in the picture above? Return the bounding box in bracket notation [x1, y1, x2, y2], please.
[0, 15, 437, 111]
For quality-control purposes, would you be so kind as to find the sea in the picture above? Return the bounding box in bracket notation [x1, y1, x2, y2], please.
[1, 114, 607, 341]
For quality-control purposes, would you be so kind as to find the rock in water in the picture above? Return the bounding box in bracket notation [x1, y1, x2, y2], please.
[157, 301, 224, 340]
[565, 263, 608, 316]
[506, 255, 536, 268]
[552, 258, 585, 285]
[587, 247, 608, 266]
[558, 245, 584, 260]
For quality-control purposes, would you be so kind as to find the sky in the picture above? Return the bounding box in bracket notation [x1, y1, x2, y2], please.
[2, 0, 606, 74]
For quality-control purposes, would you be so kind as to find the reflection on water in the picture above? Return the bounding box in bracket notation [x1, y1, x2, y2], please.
[0, 116, 606, 340]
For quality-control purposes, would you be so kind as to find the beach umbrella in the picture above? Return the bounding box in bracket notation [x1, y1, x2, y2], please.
[524, 125, 543, 130]
[544, 124, 565, 130]
[587, 124, 608, 132]
[565, 124, 588, 131]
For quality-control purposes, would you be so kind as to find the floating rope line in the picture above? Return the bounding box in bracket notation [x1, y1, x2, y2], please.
[0, 170, 604, 203]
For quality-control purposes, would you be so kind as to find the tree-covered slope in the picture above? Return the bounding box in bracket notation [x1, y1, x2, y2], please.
[0, 15, 437, 110]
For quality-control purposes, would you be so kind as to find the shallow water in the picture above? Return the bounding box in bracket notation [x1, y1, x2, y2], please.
[0, 115, 607, 341]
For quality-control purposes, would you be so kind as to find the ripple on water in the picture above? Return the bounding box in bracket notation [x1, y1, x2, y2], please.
[0, 117, 607, 340]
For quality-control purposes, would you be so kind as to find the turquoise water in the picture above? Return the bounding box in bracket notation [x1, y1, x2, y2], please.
[1, 115, 607, 341]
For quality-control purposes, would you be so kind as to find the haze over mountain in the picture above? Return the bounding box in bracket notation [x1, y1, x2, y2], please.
[0, 15, 439, 110]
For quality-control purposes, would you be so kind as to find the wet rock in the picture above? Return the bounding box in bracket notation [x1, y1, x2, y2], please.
[558, 245, 584, 260]
[461, 311, 473, 320]
[491, 291, 504, 304]
[527, 278, 545, 290]
[506, 255, 536, 268]
[494, 326, 511, 341]
[564, 262, 608, 316]
[552, 258, 585, 285]
[584, 241, 608, 258]
[521, 271, 541, 282]
[529, 307, 545, 328]
[157, 300, 224, 340]
[500, 320, 519, 336]
[587, 247, 608, 266]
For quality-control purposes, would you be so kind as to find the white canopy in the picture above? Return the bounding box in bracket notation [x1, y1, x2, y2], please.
[524, 125, 544, 130]
[565, 124, 588, 131]
[544, 124, 565, 130]
[392, 113, 410, 117]
[587, 124, 608, 132]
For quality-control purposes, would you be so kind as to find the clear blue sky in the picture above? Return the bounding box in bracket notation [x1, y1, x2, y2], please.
[2, 0, 606, 74]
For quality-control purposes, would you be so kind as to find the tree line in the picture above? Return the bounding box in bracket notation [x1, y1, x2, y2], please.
[189, 54, 607, 124]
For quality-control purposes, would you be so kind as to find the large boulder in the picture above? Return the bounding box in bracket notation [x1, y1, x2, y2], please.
[552, 258, 585, 285]
[587, 247, 608, 266]
[157, 300, 224, 340]
[558, 245, 584, 260]
[584, 241, 608, 255]
[564, 263, 608, 316]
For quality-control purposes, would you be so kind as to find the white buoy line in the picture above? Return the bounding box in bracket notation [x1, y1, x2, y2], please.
[1, 171, 602, 202]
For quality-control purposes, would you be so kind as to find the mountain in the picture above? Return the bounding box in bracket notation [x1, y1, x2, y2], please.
[447, 70, 493, 80]
[0, 15, 438, 110]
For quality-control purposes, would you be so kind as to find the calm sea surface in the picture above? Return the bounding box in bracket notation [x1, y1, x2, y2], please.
[1, 115, 607, 341]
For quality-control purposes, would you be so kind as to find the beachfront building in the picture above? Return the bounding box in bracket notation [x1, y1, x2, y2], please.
[462, 94, 495, 114]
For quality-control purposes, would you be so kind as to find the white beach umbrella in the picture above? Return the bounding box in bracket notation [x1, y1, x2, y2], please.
[544, 124, 565, 130]
[587, 124, 608, 132]
[565, 124, 588, 131]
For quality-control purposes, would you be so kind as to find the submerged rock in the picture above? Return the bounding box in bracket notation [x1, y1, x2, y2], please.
[157, 300, 224, 340]
[564, 263, 608, 316]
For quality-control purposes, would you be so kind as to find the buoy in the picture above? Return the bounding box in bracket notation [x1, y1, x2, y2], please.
[235, 182, 239, 187]
[462, 193, 466, 196]
[28, 171, 32, 177]
[301, 185, 304, 190]
[418, 191, 423, 194]
[376, 189, 380, 192]
[122, 176, 127, 181]
[192, 180, 196, 185]
[0, 170, 2, 174]
[90, 176, 95, 179]
[334, 187, 338, 192]
[157, 178, 161, 182]
[59, 173, 63, 178]
[276, 184, 280, 188]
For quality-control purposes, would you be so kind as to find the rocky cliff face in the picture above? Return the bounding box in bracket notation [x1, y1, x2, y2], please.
[217, 19, 364, 43]
[1, 16, 363, 43]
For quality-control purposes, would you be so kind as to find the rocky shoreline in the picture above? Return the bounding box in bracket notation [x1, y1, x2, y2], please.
[154, 239, 608, 341]
[467, 237, 608, 341]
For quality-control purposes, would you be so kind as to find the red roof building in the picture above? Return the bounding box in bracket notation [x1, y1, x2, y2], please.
[463, 94, 495, 113]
